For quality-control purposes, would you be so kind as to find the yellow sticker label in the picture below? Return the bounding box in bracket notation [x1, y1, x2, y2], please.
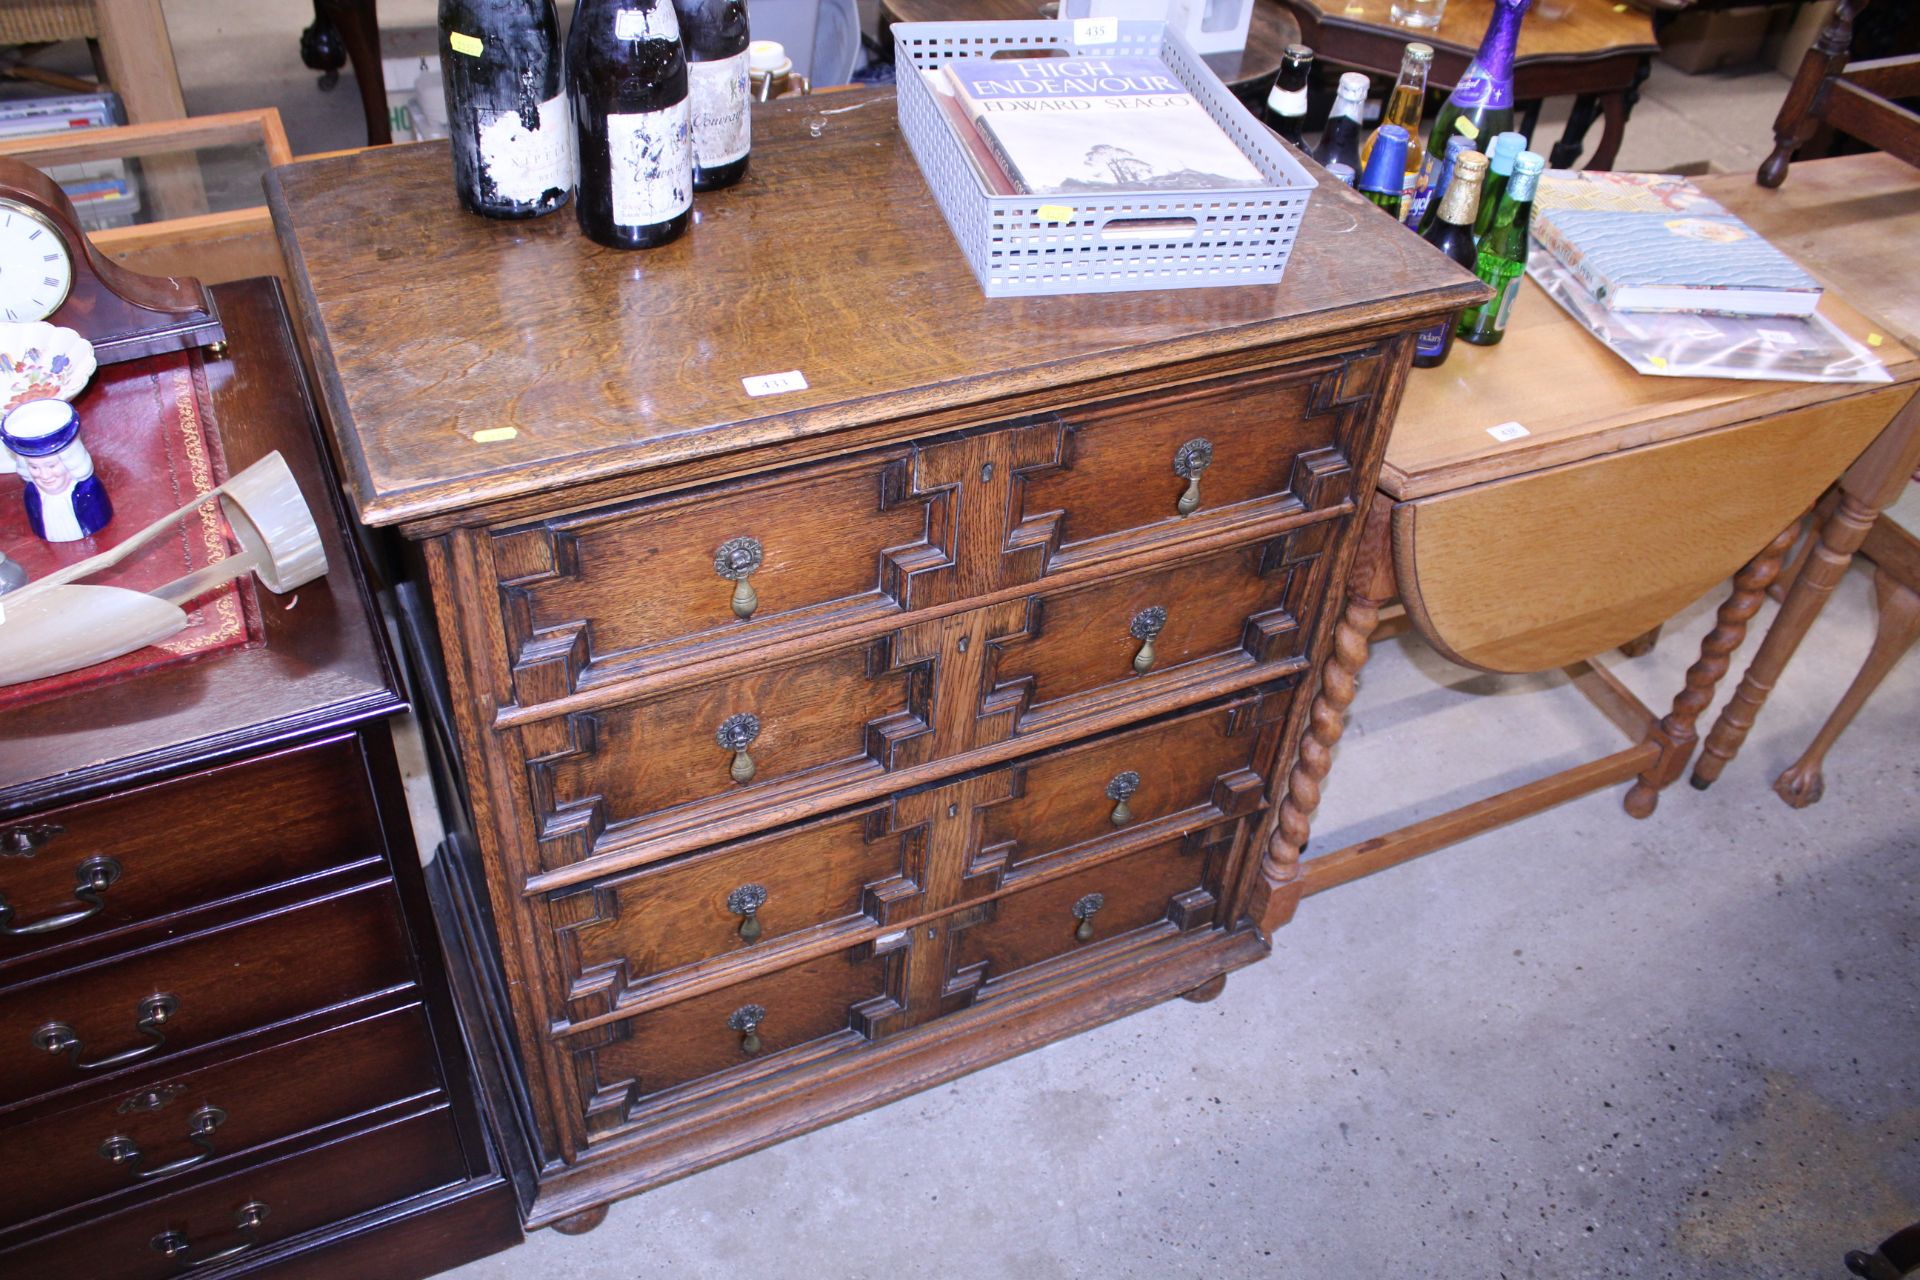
[1868, 332, 1885, 347]
[1454, 118, 1479, 141]
[472, 426, 518, 442]
[1036, 204, 1073, 222]
[1613, 3, 1627, 10]
[450, 31, 484, 56]
[1649, 355, 1667, 369]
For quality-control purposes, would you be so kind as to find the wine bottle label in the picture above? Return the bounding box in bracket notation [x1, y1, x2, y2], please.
[1415, 321, 1448, 358]
[1265, 84, 1307, 118]
[689, 51, 751, 167]
[607, 102, 693, 227]
[476, 94, 574, 204]
[614, 4, 679, 42]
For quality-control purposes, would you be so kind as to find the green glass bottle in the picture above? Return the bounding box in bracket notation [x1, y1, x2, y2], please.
[1459, 149, 1544, 347]
[1424, 0, 1531, 169]
[1357, 124, 1411, 223]
[1472, 131, 1526, 240]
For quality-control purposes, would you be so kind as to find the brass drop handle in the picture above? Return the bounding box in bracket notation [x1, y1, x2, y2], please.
[1072, 892, 1106, 944]
[150, 1201, 268, 1268]
[1130, 606, 1168, 675]
[715, 713, 762, 785]
[729, 1003, 767, 1055]
[0, 855, 121, 937]
[0, 822, 62, 855]
[714, 536, 764, 620]
[101, 1105, 226, 1181]
[35, 993, 178, 1072]
[727, 883, 768, 942]
[1105, 771, 1140, 826]
[1173, 437, 1213, 517]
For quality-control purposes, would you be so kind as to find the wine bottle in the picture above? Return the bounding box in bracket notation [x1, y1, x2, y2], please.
[568, 0, 693, 250]
[1459, 150, 1543, 346]
[1262, 44, 1314, 147]
[1472, 131, 1527, 240]
[673, 0, 750, 190]
[1312, 72, 1370, 178]
[1357, 124, 1410, 223]
[1359, 42, 1431, 207]
[438, 0, 573, 219]
[1424, 0, 1532, 168]
[1411, 150, 1487, 369]
[1413, 134, 1473, 235]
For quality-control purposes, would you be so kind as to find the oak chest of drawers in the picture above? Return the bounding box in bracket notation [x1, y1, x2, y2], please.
[267, 91, 1482, 1232]
[0, 282, 518, 1277]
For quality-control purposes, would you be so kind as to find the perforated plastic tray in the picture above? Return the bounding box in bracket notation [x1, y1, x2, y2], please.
[893, 18, 1316, 297]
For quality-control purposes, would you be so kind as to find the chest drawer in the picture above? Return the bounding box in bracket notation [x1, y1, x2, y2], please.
[487, 351, 1375, 710]
[0, 880, 412, 1111]
[0, 736, 386, 972]
[0, 1103, 467, 1279]
[0, 1001, 443, 1237]
[524, 528, 1330, 874]
[546, 687, 1288, 1024]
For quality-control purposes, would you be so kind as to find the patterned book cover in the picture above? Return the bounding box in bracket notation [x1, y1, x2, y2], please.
[1529, 170, 1821, 315]
[942, 55, 1264, 197]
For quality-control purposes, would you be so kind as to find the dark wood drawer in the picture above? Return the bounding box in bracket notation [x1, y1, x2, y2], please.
[0, 1103, 468, 1279]
[522, 528, 1330, 874]
[952, 825, 1234, 992]
[0, 736, 387, 971]
[486, 349, 1375, 711]
[0, 880, 413, 1111]
[545, 688, 1288, 1024]
[566, 947, 891, 1141]
[0, 1002, 443, 1236]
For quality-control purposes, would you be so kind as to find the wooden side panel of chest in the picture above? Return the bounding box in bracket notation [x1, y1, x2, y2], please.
[415, 335, 1417, 1226]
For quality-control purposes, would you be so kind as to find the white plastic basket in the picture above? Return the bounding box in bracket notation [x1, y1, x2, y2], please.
[893, 18, 1316, 297]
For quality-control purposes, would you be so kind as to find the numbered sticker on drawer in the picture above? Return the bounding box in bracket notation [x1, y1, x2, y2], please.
[743, 369, 809, 397]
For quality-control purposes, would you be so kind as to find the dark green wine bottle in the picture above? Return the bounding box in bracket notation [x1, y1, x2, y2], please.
[1411, 150, 1487, 369]
[1459, 149, 1544, 346]
[438, 0, 572, 218]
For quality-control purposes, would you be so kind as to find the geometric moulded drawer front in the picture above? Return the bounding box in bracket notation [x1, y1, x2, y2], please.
[544, 686, 1289, 1025]
[521, 527, 1333, 876]
[488, 350, 1372, 710]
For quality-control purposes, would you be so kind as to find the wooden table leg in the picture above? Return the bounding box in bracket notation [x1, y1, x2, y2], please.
[1622, 524, 1798, 818]
[1692, 394, 1920, 790]
[1548, 93, 1601, 169]
[1773, 566, 1920, 808]
[1248, 499, 1393, 936]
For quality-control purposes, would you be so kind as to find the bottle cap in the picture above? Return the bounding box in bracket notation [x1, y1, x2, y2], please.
[1403, 42, 1433, 64]
[1335, 71, 1370, 101]
[1325, 161, 1356, 187]
[1357, 125, 1410, 194]
[1509, 150, 1546, 200]
[749, 40, 789, 74]
[1488, 132, 1527, 174]
[1284, 43, 1314, 62]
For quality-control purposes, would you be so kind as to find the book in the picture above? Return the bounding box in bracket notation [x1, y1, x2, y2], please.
[940, 54, 1266, 197]
[1530, 170, 1822, 317]
[924, 71, 1017, 196]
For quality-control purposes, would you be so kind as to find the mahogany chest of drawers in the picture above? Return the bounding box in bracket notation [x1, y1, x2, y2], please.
[0, 281, 518, 1277]
[268, 92, 1481, 1232]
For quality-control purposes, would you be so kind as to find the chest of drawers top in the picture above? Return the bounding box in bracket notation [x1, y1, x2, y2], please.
[267, 89, 1481, 535]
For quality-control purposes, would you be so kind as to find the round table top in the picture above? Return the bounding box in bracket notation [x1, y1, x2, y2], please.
[1276, 0, 1657, 66]
[879, 0, 1305, 90]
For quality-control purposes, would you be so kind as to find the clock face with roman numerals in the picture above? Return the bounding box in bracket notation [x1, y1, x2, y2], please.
[0, 198, 73, 323]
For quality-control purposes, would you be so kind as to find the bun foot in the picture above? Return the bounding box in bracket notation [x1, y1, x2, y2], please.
[1622, 780, 1659, 819]
[1773, 763, 1825, 809]
[1180, 974, 1228, 1004]
[550, 1205, 610, 1236]
[1758, 148, 1791, 189]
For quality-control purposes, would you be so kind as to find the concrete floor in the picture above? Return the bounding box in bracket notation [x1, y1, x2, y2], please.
[136, 6, 1920, 1276]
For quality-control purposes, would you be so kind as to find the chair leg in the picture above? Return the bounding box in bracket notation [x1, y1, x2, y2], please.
[1774, 566, 1920, 808]
[1759, 0, 1864, 188]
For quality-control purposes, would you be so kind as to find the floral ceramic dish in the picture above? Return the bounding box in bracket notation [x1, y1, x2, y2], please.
[0, 322, 97, 412]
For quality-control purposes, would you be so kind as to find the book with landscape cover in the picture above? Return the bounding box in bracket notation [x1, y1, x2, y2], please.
[1530, 170, 1822, 317]
[940, 54, 1266, 197]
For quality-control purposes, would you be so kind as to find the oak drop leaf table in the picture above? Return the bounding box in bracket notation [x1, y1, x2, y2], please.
[1251, 168, 1920, 931]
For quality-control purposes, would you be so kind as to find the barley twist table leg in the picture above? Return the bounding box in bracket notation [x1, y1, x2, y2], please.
[1691, 492, 1880, 790]
[1250, 501, 1392, 935]
[1622, 524, 1797, 818]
